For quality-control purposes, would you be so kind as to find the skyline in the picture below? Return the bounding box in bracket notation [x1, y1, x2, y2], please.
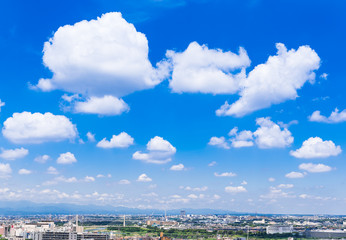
[0, 0, 345, 214]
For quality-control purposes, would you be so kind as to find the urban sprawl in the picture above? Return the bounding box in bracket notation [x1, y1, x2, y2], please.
[2, 213, 346, 240]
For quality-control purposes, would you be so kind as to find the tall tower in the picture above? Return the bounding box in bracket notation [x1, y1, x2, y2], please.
[76, 215, 78, 228]
[123, 215, 126, 227]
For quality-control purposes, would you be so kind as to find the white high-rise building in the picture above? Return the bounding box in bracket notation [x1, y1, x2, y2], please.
[266, 225, 293, 234]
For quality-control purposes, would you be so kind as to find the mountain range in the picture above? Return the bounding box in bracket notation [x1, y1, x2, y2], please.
[0, 200, 241, 215]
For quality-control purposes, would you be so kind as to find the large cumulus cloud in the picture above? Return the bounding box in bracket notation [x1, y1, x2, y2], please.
[34, 12, 169, 115]
[2, 112, 77, 144]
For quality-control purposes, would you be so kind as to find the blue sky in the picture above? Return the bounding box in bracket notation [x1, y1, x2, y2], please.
[0, 0, 345, 214]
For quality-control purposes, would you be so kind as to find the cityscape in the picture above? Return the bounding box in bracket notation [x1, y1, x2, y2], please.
[3, 213, 346, 240]
[0, 0, 346, 239]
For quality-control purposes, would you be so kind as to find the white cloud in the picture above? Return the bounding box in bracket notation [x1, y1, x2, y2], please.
[57, 176, 78, 183]
[84, 176, 95, 182]
[86, 132, 96, 142]
[133, 136, 176, 164]
[0, 187, 132, 203]
[290, 137, 342, 158]
[74, 95, 129, 116]
[119, 179, 131, 184]
[277, 184, 294, 189]
[182, 186, 208, 192]
[170, 163, 185, 171]
[61, 93, 80, 102]
[18, 169, 32, 175]
[208, 161, 217, 167]
[188, 194, 198, 199]
[232, 140, 254, 148]
[213, 194, 221, 200]
[260, 186, 295, 199]
[34, 155, 50, 163]
[241, 181, 248, 185]
[33, 78, 54, 91]
[47, 166, 59, 175]
[146, 136, 176, 152]
[214, 172, 237, 177]
[229, 127, 254, 148]
[0, 188, 9, 193]
[96, 173, 111, 178]
[299, 194, 334, 201]
[212, 118, 293, 150]
[253, 117, 293, 148]
[0, 163, 12, 178]
[167, 41, 250, 94]
[268, 177, 275, 182]
[299, 194, 310, 199]
[309, 108, 346, 123]
[197, 194, 205, 199]
[312, 96, 330, 102]
[170, 194, 181, 199]
[142, 192, 158, 198]
[299, 163, 332, 173]
[278, 120, 298, 129]
[57, 152, 77, 164]
[34, 12, 169, 115]
[97, 132, 134, 148]
[2, 112, 77, 144]
[216, 43, 320, 117]
[137, 173, 152, 182]
[228, 127, 238, 136]
[193, 186, 208, 192]
[285, 171, 305, 179]
[225, 186, 247, 193]
[208, 136, 230, 149]
[43, 176, 78, 185]
[0, 99, 5, 112]
[198, 193, 205, 199]
[0, 148, 29, 160]
[320, 73, 328, 80]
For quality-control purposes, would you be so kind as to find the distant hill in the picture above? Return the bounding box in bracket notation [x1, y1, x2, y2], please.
[0, 200, 241, 215]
